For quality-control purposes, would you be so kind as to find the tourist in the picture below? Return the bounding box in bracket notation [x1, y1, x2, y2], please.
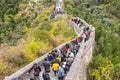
[11, 78, 16, 80]
[47, 53, 54, 61]
[42, 58, 51, 73]
[56, 55, 62, 62]
[56, 66, 65, 80]
[76, 19, 81, 25]
[79, 22, 83, 27]
[72, 18, 78, 23]
[42, 71, 50, 80]
[62, 62, 69, 74]
[52, 61, 60, 75]
[84, 30, 91, 42]
[66, 57, 74, 68]
[28, 63, 41, 80]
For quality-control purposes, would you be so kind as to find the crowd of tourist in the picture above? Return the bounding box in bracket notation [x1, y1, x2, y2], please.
[28, 17, 92, 80]
[10, 17, 92, 80]
[71, 18, 84, 26]
[28, 35, 83, 80]
[71, 18, 91, 42]
[50, 0, 65, 20]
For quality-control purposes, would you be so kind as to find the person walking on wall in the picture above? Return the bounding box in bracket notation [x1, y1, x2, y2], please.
[52, 61, 60, 76]
[28, 63, 41, 80]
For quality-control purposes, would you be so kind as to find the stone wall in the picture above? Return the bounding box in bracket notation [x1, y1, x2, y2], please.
[65, 24, 95, 80]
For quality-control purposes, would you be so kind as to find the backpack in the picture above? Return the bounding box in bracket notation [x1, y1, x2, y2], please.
[45, 68, 50, 73]
[43, 73, 50, 80]
[34, 67, 41, 76]
[30, 77, 35, 80]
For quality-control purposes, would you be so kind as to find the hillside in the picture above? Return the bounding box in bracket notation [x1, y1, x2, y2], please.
[0, 0, 76, 79]
[0, 0, 120, 80]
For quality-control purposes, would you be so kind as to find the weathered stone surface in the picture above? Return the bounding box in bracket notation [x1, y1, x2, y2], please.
[65, 19, 95, 80]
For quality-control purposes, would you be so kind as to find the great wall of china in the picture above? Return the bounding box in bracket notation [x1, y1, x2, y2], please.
[4, 0, 95, 80]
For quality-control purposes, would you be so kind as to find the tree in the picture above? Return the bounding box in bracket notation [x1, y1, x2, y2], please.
[89, 55, 114, 80]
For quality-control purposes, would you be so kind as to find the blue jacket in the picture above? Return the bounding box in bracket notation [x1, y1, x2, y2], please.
[56, 66, 64, 78]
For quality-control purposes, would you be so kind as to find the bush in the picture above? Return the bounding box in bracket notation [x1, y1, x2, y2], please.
[89, 55, 114, 80]
[27, 41, 40, 52]
[102, 18, 115, 27]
